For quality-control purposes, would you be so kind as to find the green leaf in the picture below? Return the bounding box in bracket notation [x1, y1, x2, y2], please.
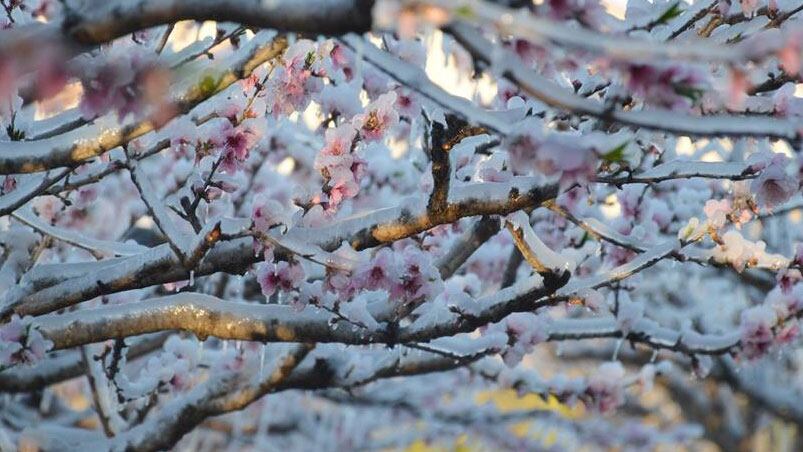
[655, 1, 683, 24]
[673, 83, 704, 103]
[304, 51, 316, 69]
[198, 74, 220, 97]
[601, 141, 629, 163]
[455, 5, 475, 19]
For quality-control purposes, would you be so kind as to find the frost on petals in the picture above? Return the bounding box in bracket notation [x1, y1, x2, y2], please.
[533, 134, 598, 189]
[0, 315, 53, 367]
[496, 313, 550, 366]
[257, 259, 305, 299]
[749, 153, 797, 209]
[352, 92, 399, 142]
[739, 305, 777, 360]
[585, 361, 627, 414]
[251, 191, 299, 233]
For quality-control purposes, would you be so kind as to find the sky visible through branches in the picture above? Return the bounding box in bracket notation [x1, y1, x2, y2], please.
[0, 0, 802, 450]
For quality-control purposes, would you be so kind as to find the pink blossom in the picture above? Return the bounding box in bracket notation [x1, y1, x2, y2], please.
[79, 63, 130, 119]
[794, 243, 803, 267]
[500, 313, 550, 366]
[218, 119, 263, 173]
[257, 260, 305, 298]
[394, 88, 421, 120]
[625, 63, 707, 110]
[265, 40, 322, 117]
[739, 305, 777, 360]
[0, 56, 16, 113]
[33, 48, 68, 101]
[79, 52, 167, 120]
[351, 247, 402, 295]
[396, 246, 443, 302]
[778, 31, 802, 76]
[2, 175, 16, 194]
[776, 322, 800, 345]
[776, 269, 803, 294]
[504, 38, 545, 67]
[739, 0, 759, 16]
[585, 362, 626, 414]
[329, 42, 354, 81]
[534, 135, 598, 188]
[773, 83, 803, 117]
[704, 199, 731, 229]
[324, 166, 360, 210]
[726, 68, 749, 110]
[0, 315, 53, 366]
[315, 123, 357, 174]
[352, 92, 399, 142]
[252, 191, 298, 233]
[750, 155, 797, 209]
[504, 127, 539, 171]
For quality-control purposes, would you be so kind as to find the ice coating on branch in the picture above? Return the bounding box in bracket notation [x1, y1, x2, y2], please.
[340, 290, 384, 331]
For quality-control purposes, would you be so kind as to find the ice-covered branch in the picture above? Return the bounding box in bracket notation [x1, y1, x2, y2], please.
[0, 170, 71, 216]
[5, 177, 557, 318]
[428, 0, 796, 63]
[127, 159, 192, 261]
[505, 210, 573, 274]
[447, 21, 802, 140]
[0, 333, 168, 393]
[435, 216, 499, 279]
[0, 0, 373, 70]
[596, 160, 756, 185]
[99, 343, 311, 451]
[0, 33, 287, 175]
[11, 208, 148, 257]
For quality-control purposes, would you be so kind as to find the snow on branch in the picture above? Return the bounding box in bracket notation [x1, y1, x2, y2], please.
[0, 32, 287, 175]
[447, 21, 802, 140]
[429, 0, 795, 64]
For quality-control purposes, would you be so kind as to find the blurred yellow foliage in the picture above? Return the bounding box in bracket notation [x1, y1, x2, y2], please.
[400, 390, 582, 451]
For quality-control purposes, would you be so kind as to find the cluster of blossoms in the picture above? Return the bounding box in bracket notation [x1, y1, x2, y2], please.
[329, 245, 443, 306]
[623, 63, 709, 110]
[500, 360, 670, 415]
[504, 122, 599, 189]
[78, 47, 171, 121]
[118, 336, 202, 399]
[0, 315, 52, 367]
[312, 89, 400, 212]
[490, 312, 550, 367]
[3, 0, 803, 448]
[257, 254, 306, 301]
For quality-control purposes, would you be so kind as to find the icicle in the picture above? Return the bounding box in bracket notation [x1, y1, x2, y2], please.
[612, 338, 624, 361]
[189, 270, 195, 287]
[259, 344, 266, 379]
